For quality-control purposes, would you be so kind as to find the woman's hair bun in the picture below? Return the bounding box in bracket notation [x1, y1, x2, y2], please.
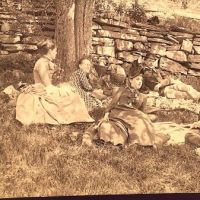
[37, 38, 56, 55]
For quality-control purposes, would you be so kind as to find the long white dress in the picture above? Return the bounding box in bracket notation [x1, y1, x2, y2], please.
[16, 57, 94, 125]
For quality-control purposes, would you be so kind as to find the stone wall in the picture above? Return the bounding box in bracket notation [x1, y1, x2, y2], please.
[91, 17, 200, 89]
[0, 1, 200, 89]
[0, 0, 55, 87]
[0, 0, 55, 55]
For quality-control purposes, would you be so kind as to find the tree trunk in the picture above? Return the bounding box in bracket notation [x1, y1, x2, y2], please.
[55, 0, 95, 80]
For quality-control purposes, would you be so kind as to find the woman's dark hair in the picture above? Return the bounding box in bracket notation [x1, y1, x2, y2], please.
[143, 69, 159, 91]
[37, 39, 56, 55]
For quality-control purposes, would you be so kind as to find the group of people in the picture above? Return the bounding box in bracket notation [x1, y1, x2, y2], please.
[15, 38, 200, 148]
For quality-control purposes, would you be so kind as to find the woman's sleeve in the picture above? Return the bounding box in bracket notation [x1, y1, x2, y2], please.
[171, 81, 192, 92]
[79, 70, 93, 91]
[105, 87, 124, 113]
[37, 61, 52, 86]
[159, 77, 171, 88]
[136, 93, 146, 111]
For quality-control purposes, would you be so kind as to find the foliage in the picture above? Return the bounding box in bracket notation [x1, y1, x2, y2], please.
[95, 0, 121, 17]
[0, 52, 37, 88]
[0, 53, 36, 73]
[95, 0, 147, 23]
[163, 15, 200, 33]
[170, 0, 190, 9]
[128, 3, 147, 23]
[95, 0, 134, 19]
[4, 0, 56, 35]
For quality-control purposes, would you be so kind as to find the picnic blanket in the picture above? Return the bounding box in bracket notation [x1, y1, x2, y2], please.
[154, 121, 192, 145]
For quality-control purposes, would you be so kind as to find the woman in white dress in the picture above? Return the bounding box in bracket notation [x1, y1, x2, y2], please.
[16, 39, 94, 125]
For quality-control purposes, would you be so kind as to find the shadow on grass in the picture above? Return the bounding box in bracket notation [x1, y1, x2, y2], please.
[0, 95, 200, 197]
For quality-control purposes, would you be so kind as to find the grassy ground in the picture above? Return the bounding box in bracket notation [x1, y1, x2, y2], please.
[1, 1, 200, 194]
[113, 0, 200, 19]
[0, 94, 200, 198]
[141, 0, 200, 32]
[111, 0, 200, 32]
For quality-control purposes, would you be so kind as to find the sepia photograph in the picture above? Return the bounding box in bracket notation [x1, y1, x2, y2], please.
[0, 0, 200, 199]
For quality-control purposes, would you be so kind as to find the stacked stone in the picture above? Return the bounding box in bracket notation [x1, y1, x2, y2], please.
[0, 0, 56, 84]
[91, 17, 200, 86]
[0, 0, 55, 56]
[0, 2, 200, 88]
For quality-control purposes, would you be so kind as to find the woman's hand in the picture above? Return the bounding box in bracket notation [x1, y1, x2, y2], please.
[97, 112, 110, 128]
[154, 83, 161, 92]
[134, 92, 140, 102]
[103, 112, 109, 122]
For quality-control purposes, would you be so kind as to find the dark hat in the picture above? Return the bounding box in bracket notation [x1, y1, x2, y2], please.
[128, 60, 143, 79]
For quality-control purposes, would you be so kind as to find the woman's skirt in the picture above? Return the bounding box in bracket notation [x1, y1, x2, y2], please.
[16, 83, 94, 125]
[98, 107, 169, 146]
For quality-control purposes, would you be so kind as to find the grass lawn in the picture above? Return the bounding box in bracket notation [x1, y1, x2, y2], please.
[0, 96, 200, 198]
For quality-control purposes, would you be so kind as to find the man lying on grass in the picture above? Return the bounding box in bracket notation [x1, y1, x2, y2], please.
[143, 68, 200, 102]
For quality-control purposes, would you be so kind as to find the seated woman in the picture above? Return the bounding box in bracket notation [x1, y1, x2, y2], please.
[16, 39, 94, 125]
[97, 61, 170, 147]
[69, 58, 102, 112]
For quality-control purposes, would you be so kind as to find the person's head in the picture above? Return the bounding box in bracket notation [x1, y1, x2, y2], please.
[143, 68, 160, 90]
[110, 64, 126, 85]
[129, 74, 143, 90]
[79, 58, 92, 74]
[127, 60, 143, 90]
[38, 39, 57, 60]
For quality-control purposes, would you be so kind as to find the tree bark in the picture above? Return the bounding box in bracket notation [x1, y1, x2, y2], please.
[55, 0, 95, 80]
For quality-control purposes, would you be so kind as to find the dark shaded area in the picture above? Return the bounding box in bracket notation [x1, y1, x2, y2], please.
[156, 109, 198, 124]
